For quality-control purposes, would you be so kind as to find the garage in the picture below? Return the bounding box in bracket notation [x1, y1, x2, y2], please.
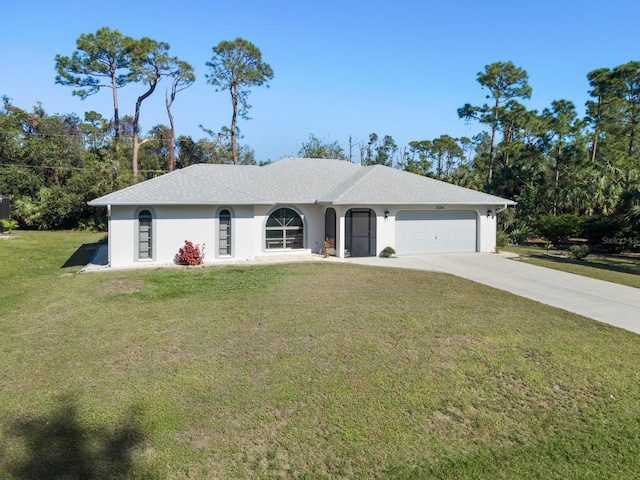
[395, 210, 477, 254]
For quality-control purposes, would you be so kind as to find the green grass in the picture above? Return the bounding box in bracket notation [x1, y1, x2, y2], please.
[2, 231, 640, 479]
[502, 244, 640, 289]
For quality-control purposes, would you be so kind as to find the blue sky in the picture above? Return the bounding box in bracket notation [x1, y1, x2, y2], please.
[2, 0, 639, 162]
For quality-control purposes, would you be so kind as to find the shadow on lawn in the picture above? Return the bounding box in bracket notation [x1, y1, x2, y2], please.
[61, 237, 107, 269]
[528, 253, 640, 277]
[3, 397, 151, 479]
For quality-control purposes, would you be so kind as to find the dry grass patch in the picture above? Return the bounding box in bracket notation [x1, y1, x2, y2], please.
[101, 279, 145, 294]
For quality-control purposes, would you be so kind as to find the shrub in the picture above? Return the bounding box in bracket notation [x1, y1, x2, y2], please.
[508, 225, 532, 245]
[0, 218, 18, 232]
[496, 231, 508, 249]
[177, 240, 205, 266]
[77, 216, 107, 232]
[381, 246, 396, 257]
[583, 215, 632, 253]
[535, 214, 583, 245]
[568, 245, 589, 260]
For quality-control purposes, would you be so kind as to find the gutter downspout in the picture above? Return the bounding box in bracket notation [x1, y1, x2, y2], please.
[495, 204, 510, 215]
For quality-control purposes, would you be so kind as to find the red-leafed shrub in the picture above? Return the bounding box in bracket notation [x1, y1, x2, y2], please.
[177, 240, 205, 265]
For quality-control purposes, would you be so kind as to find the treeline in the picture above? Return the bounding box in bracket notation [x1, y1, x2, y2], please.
[298, 61, 640, 250]
[0, 27, 271, 230]
[444, 61, 640, 249]
[1, 27, 639, 247]
[0, 98, 257, 229]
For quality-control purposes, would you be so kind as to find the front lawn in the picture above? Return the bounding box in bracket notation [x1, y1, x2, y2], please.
[1, 231, 640, 479]
[502, 244, 640, 289]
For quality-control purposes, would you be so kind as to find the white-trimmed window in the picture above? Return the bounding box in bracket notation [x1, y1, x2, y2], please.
[138, 209, 153, 259]
[265, 208, 303, 249]
[219, 209, 232, 256]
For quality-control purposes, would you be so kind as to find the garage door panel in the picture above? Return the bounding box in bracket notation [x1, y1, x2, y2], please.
[395, 210, 477, 254]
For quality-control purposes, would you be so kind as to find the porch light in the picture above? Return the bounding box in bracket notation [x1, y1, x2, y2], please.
[487, 209, 492, 218]
[384, 210, 390, 219]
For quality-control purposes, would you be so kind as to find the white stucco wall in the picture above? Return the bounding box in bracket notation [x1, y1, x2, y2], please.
[108, 203, 331, 268]
[478, 208, 498, 253]
[106, 202, 500, 268]
[109, 205, 218, 267]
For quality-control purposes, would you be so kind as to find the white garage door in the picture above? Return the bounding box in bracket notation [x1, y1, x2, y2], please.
[395, 210, 477, 254]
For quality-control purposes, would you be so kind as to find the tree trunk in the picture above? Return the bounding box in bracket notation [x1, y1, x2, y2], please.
[487, 99, 499, 192]
[628, 118, 637, 158]
[132, 79, 159, 179]
[230, 85, 239, 165]
[591, 96, 602, 162]
[111, 64, 120, 153]
[349, 135, 353, 163]
[553, 168, 560, 215]
[553, 141, 562, 215]
[166, 88, 176, 171]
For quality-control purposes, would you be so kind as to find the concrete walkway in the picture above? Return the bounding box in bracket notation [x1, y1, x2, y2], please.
[344, 253, 640, 335]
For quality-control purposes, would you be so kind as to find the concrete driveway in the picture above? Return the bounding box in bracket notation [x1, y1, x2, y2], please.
[344, 253, 640, 335]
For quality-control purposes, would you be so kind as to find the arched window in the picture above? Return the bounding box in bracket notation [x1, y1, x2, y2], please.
[219, 209, 232, 256]
[266, 208, 303, 249]
[138, 209, 153, 259]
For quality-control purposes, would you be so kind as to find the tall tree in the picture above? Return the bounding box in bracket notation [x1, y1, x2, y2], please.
[542, 100, 583, 214]
[458, 61, 531, 191]
[610, 62, 640, 189]
[375, 135, 398, 166]
[298, 134, 346, 160]
[586, 62, 640, 190]
[363, 133, 397, 166]
[129, 38, 174, 179]
[586, 68, 613, 163]
[406, 140, 433, 176]
[138, 124, 171, 178]
[55, 27, 135, 152]
[176, 135, 204, 168]
[206, 38, 273, 164]
[165, 60, 195, 171]
[431, 134, 464, 178]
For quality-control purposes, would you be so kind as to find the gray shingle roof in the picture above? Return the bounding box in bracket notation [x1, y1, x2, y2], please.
[88, 157, 516, 207]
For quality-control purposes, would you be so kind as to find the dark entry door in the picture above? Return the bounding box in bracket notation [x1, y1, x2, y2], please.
[346, 209, 376, 257]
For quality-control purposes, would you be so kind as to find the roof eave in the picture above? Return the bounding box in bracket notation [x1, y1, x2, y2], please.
[328, 200, 517, 206]
[87, 200, 277, 207]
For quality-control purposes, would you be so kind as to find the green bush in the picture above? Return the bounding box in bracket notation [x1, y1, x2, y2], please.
[0, 218, 18, 232]
[496, 231, 509, 249]
[568, 245, 589, 260]
[381, 246, 396, 257]
[77, 216, 107, 232]
[535, 214, 583, 245]
[508, 225, 532, 245]
[583, 215, 634, 252]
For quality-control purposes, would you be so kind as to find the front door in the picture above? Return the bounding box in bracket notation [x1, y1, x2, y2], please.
[346, 209, 376, 257]
[324, 208, 336, 255]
